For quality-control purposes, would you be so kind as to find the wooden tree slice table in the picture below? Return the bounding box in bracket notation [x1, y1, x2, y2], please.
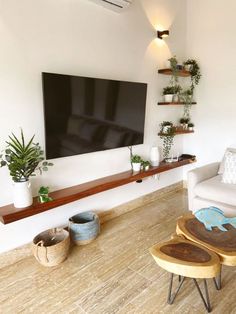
[176, 213, 236, 266]
[149, 235, 221, 312]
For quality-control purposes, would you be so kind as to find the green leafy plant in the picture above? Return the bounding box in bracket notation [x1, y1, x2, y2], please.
[180, 88, 194, 120]
[184, 59, 201, 91]
[38, 186, 53, 203]
[162, 86, 175, 95]
[0, 129, 53, 182]
[131, 155, 143, 163]
[160, 121, 173, 127]
[188, 122, 194, 128]
[179, 117, 190, 125]
[168, 56, 179, 85]
[160, 127, 175, 160]
[172, 85, 182, 94]
[142, 160, 151, 168]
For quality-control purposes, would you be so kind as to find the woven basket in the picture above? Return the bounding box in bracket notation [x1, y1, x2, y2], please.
[32, 228, 70, 267]
[69, 211, 100, 245]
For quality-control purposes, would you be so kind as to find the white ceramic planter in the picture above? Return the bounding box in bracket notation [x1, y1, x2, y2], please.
[188, 127, 194, 131]
[150, 146, 160, 166]
[173, 94, 179, 102]
[13, 180, 33, 208]
[164, 94, 173, 102]
[184, 64, 192, 71]
[162, 125, 172, 133]
[132, 162, 141, 172]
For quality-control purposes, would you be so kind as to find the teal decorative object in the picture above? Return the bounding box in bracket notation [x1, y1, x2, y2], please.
[194, 206, 236, 232]
[38, 186, 53, 203]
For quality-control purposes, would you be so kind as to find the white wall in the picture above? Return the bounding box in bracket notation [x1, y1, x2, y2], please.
[0, 0, 187, 253]
[183, 0, 236, 177]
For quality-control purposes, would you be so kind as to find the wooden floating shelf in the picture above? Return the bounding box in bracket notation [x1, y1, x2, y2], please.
[158, 130, 194, 136]
[158, 102, 197, 106]
[158, 68, 190, 77]
[0, 158, 196, 224]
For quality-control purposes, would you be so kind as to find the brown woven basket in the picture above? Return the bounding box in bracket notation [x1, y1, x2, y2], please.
[32, 228, 70, 267]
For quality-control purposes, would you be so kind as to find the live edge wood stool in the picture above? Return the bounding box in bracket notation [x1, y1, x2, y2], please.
[149, 235, 221, 312]
[176, 213, 236, 289]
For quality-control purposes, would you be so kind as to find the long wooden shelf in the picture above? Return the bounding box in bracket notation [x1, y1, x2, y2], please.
[158, 130, 194, 136]
[158, 68, 190, 77]
[0, 158, 196, 224]
[158, 102, 197, 106]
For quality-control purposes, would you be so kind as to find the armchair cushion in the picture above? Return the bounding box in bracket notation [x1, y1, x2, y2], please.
[194, 175, 236, 207]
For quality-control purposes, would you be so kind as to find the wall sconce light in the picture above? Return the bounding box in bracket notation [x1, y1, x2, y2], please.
[157, 30, 169, 40]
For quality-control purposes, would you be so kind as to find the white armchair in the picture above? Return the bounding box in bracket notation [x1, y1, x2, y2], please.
[187, 162, 236, 217]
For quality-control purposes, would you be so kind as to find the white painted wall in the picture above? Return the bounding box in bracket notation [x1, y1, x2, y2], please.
[183, 0, 236, 177]
[0, 0, 187, 253]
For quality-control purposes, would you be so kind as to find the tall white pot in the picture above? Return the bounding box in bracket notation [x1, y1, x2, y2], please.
[13, 181, 33, 208]
[150, 146, 160, 166]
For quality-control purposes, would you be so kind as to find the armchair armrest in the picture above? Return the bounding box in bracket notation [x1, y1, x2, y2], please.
[187, 162, 220, 211]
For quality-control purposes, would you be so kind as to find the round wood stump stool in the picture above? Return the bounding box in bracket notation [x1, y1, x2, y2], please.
[176, 213, 236, 267]
[149, 235, 221, 312]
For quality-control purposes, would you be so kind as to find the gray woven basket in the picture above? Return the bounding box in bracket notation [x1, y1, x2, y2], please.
[69, 211, 100, 245]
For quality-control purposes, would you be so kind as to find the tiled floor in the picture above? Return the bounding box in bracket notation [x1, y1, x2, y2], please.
[0, 190, 236, 313]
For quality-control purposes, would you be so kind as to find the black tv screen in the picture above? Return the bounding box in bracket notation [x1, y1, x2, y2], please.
[42, 72, 147, 159]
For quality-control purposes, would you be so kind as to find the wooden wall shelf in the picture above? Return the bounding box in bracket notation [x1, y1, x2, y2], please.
[158, 130, 194, 136]
[0, 158, 196, 224]
[158, 102, 197, 106]
[158, 68, 190, 77]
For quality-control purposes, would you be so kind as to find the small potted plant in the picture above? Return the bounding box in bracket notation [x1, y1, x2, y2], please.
[131, 155, 143, 172]
[142, 160, 151, 171]
[0, 129, 53, 208]
[162, 86, 175, 102]
[160, 121, 173, 134]
[188, 122, 195, 131]
[38, 186, 53, 203]
[179, 117, 189, 129]
[172, 85, 182, 102]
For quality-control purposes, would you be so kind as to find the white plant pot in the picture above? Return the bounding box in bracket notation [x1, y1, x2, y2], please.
[144, 165, 150, 171]
[173, 94, 179, 102]
[132, 162, 141, 172]
[150, 146, 160, 166]
[189, 127, 194, 131]
[162, 125, 172, 133]
[13, 180, 33, 208]
[164, 94, 173, 102]
[184, 64, 192, 71]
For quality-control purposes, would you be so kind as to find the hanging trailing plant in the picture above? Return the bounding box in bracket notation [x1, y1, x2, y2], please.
[159, 126, 175, 160]
[183, 59, 201, 92]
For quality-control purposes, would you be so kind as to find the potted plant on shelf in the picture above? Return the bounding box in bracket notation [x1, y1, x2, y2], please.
[162, 86, 175, 102]
[183, 59, 201, 91]
[179, 117, 190, 129]
[180, 88, 194, 121]
[160, 121, 173, 134]
[131, 155, 143, 172]
[0, 129, 53, 208]
[159, 127, 175, 162]
[172, 85, 182, 102]
[188, 122, 195, 131]
[142, 160, 151, 171]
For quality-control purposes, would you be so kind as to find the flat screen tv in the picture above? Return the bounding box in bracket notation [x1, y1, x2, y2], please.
[42, 72, 147, 159]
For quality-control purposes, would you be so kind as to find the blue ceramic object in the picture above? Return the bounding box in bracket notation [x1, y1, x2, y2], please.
[194, 206, 236, 232]
[69, 211, 100, 245]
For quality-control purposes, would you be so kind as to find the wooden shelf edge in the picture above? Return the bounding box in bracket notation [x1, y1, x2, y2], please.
[158, 102, 197, 106]
[158, 68, 191, 77]
[158, 130, 194, 136]
[0, 158, 196, 224]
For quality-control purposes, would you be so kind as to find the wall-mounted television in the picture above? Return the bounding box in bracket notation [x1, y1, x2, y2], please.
[42, 72, 147, 159]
